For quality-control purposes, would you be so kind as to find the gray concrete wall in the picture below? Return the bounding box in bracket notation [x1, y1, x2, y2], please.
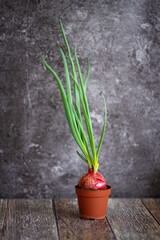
[0, 0, 160, 198]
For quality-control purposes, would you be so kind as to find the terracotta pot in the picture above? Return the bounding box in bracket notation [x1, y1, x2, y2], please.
[75, 185, 111, 220]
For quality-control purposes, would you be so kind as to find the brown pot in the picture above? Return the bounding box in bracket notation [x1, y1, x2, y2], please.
[75, 185, 111, 220]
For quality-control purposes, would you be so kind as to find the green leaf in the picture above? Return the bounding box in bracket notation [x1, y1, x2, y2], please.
[59, 20, 81, 121]
[70, 72, 96, 165]
[84, 58, 90, 92]
[96, 95, 107, 160]
[41, 57, 86, 156]
[72, 105, 94, 165]
[71, 51, 96, 161]
[77, 151, 89, 164]
[59, 47, 72, 106]
[74, 47, 90, 116]
[59, 20, 71, 58]
[68, 102, 89, 160]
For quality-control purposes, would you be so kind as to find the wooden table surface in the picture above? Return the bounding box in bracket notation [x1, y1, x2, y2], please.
[0, 198, 160, 240]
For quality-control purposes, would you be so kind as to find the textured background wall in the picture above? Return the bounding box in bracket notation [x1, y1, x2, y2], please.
[0, 0, 160, 198]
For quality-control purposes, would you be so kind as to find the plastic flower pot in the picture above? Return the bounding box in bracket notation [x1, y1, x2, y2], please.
[75, 185, 111, 220]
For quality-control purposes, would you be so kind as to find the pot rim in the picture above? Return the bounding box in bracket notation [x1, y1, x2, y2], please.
[75, 184, 111, 191]
[75, 184, 111, 197]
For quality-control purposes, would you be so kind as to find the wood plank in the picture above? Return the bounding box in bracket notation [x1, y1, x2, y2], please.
[0, 200, 8, 239]
[3, 199, 58, 240]
[54, 198, 115, 240]
[142, 198, 160, 224]
[106, 198, 160, 240]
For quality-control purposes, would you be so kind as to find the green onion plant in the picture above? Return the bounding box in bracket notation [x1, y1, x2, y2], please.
[42, 20, 107, 173]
